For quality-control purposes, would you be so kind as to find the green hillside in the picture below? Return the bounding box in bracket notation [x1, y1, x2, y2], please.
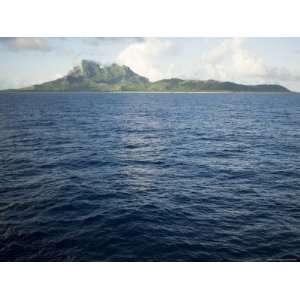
[18, 60, 290, 93]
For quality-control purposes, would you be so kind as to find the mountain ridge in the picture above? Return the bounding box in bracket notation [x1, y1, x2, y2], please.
[12, 60, 290, 92]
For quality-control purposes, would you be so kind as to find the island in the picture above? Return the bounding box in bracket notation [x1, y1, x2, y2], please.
[13, 60, 290, 93]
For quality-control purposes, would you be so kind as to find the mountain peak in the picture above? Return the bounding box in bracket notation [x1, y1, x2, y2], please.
[80, 60, 102, 78]
[74, 60, 148, 85]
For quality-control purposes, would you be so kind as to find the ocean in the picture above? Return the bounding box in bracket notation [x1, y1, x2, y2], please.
[0, 92, 300, 261]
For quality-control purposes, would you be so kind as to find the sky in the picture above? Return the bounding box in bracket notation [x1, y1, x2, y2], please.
[1, 37, 300, 91]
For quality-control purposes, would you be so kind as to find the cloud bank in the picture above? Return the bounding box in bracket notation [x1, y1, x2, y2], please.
[116, 38, 300, 86]
[202, 38, 300, 83]
[0, 38, 50, 51]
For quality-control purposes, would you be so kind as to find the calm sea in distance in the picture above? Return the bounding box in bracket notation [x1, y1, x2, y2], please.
[0, 92, 299, 261]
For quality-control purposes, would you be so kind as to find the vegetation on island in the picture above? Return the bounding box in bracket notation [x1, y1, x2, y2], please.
[17, 60, 290, 93]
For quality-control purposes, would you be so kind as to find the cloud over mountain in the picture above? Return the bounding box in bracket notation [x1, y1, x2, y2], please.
[117, 38, 177, 81]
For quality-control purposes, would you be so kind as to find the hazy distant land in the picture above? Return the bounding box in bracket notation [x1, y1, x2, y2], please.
[7, 60, 290, 93]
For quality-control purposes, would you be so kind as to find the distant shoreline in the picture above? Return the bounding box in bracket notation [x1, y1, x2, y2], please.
[0, 90, 294, 94]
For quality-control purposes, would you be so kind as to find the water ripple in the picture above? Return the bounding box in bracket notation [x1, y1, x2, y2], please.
[0, 92, 300, 261]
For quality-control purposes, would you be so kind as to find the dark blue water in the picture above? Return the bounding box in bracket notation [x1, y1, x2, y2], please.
[1, 92, 300, 261]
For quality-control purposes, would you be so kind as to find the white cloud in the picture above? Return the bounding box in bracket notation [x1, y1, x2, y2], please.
[3, 38, 50, 51]
[117, 38, 176, 81]
[203, 38, 268, 81]
[202, 38, 300, 85]
[116, 38, 281, 84]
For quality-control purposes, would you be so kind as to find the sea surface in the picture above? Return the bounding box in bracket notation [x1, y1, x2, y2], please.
[0, 92, 300, 261]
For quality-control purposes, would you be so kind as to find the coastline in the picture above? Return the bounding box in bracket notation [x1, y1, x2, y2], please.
[0, 90, 295, 94]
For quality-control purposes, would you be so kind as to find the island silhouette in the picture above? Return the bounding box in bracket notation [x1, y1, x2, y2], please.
[13, 60, 290, 93]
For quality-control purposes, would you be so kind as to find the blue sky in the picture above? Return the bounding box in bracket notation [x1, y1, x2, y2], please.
[1, 37, 300, 91]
